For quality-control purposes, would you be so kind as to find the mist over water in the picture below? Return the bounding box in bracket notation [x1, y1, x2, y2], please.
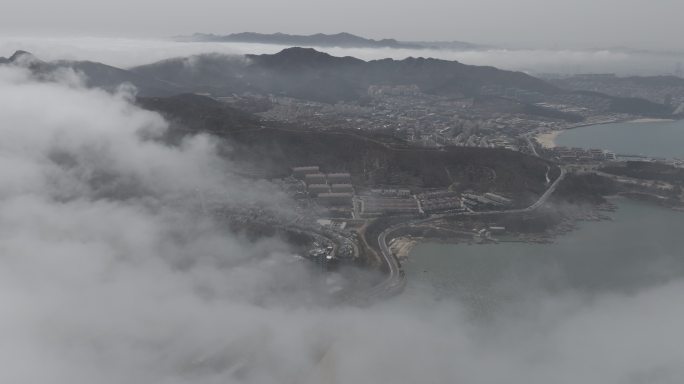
[1, 45, 684, 383]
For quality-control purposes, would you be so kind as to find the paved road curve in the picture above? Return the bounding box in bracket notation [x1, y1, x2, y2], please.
[367, 166, 567, 301]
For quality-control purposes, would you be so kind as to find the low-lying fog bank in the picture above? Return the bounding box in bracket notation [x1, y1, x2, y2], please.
[2, 36, 683, 76]
[1, 58, 683, 384]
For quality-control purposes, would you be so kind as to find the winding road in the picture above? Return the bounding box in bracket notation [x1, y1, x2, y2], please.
[367, 166, 567, 301]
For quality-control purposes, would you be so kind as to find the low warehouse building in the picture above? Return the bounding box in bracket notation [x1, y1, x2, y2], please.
[331, 184, 353, 193]
[327, 173, 351, 184]
[308, 184, 330, 196]
[317, 193, 353, 207]
[304, 173, 327, 185]
[292, 166, 320, 179]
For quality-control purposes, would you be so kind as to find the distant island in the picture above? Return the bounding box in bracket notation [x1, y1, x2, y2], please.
[176, 32, 486, 51]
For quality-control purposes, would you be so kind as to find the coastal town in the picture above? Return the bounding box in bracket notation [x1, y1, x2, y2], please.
[215, 85, 684, 277]
[228, 86, 684, 169]
[46, 43, 681, 302]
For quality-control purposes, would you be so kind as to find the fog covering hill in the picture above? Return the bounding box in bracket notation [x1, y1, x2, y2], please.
[551, 74, 684, 91]
[549, 73, 684, 107]
[0, 50, 40, 65]
[179, 32, 485, 50]
[56, 60, 182, 96]
[1, 49, 676, 117]
[132, 47, 559, 102]
[132, 48, 676, 117]
[0, 50, 182, 96]
[576, 91, 676, 116]
[5, 47, 552, 104]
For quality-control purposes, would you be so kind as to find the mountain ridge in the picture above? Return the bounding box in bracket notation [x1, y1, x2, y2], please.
[178, 31, 485, 51]
[132, 47, 558, 102]
[1, 49, 675, 117]
[0, 50, 182, 96]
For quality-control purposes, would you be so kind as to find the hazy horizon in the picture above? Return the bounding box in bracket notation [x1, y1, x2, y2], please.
[2, 36, 683, 77]
[1, 0, 683, 51]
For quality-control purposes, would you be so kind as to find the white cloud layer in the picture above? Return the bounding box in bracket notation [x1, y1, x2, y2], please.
[1, 62, 684, 384]
[1, 36, 684, 76]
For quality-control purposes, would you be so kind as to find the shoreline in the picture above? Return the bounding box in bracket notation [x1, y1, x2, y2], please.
[627, 118, 676, 124]
[534, 117, 680, 149]
[393, 201, 619, 261]
[396, 196, 683, 261]
[388, 236, 420, 260]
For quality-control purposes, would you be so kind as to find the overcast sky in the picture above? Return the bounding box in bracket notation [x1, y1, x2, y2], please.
[1, 0, 683, 50]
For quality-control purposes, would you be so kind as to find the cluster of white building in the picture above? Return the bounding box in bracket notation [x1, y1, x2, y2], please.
[292, 166, 353, 207]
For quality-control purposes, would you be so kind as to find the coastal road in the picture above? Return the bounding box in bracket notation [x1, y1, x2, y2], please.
[366, 166, 567, 301]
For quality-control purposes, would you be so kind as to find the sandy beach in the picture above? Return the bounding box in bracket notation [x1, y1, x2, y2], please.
[535, 130, 562, 148]
[627, 118, 676, 123]
[388, 237, 419, 260]
[534, 118, 676, 149]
